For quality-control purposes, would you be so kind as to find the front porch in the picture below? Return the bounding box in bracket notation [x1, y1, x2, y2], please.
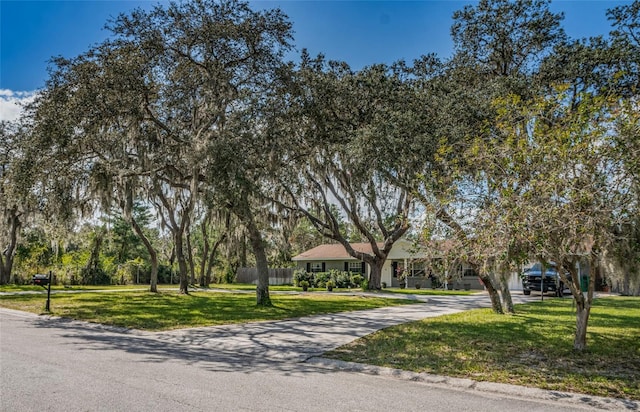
[385, 259, 485, 291]
[390, 276, 484, 290]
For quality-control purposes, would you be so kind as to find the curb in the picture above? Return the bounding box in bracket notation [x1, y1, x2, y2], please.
[305, 357, 637, 411]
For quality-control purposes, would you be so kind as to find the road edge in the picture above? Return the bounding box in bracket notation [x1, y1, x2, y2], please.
[305, 357, 637, 411]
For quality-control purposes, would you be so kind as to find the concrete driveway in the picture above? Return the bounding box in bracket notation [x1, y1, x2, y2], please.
[147, 294, 498, 363]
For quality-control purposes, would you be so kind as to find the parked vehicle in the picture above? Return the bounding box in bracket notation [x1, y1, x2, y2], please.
[522, 263, 568, 296]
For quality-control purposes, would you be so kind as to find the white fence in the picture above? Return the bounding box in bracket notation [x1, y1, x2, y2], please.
[236, 268, 294, 285]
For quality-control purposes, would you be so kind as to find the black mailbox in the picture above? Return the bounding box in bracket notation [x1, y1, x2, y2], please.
[33, 274, 50, 286]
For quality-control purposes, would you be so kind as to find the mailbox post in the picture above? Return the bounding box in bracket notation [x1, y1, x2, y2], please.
[33, 272, 52, 311]
[45, 270, 52, 312]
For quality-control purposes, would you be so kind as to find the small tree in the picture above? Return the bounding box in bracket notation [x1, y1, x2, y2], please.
[487, 89, 634, 350]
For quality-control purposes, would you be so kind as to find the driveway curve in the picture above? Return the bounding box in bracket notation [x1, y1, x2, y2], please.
[146, 294, 501, 362]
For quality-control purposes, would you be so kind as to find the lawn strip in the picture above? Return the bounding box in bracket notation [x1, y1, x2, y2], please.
[324, 296, 640, 400]
[0, 290, 415, 331]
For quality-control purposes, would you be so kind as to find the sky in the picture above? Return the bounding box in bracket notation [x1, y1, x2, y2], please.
[0, 0, 633, 121]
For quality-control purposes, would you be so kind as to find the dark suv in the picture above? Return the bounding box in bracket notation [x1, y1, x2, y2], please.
[522, 263, 567, 296]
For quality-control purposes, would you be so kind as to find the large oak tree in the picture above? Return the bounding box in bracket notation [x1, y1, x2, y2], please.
[34, 0, 293, 303]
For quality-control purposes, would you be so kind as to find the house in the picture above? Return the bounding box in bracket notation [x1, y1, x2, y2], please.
[292, 240, 484, 290]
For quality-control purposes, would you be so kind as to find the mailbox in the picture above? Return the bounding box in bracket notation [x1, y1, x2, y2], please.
[32, 274, 50, 286]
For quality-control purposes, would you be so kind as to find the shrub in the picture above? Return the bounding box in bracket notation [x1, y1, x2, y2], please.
[415, 283, 421, 289]
[300, 280, 310, 291]
[293, 269, 313, 287]
[80, 267, 110, 285]
[381, 281, 387, 289]
[361, 278, 369, 291]
[350, 274, 364, 288]
[430, 276, 442, 289]
[331, 270, 351, 288]
[314, 272, 330, 288]
[326, 280, 335, 291]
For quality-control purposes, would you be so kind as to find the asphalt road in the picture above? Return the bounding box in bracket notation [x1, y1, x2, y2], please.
[0, 295, 630, 411]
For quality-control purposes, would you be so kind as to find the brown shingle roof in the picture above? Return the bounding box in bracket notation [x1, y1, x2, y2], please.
[292, 243, 382, 261]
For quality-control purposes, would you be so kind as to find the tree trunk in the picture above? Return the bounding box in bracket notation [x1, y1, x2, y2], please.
[574, 255, 599, 350]
[0, 210, 21, 284]
[240, 234, 247, 268]
[204, 247, 215, 286]
[244, 212, 271, 307]
[367, 258, 383, 290]
[574, 298, 591, 351]
[479, 271, 503, 314]
[434, 208, 503, 313]
[204, 234, 226, 286]
[0, 253, 14, 285]
[232, 191, 271, 306]
[499, 270, 515, 314]
[199, 220, 209, 288]
[84, 231, 103, 285]
[186, 228, 196, 285]
[622, 271, 630, 296]
[129, 215, 158, 293]
[154, 181, 196, 294]
[175, 231, 189, 294]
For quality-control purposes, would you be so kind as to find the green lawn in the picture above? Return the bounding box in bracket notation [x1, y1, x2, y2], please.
[0, 284, 176, 292]
[0, 290, 413, 331]
[0, 282, 475, 295]
[325, 296, 640, 400]
[206, 283, 476, 295]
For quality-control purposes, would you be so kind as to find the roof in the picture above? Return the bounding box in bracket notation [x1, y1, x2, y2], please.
[292, 240, 425, 261]
[292, 243, 382, 261]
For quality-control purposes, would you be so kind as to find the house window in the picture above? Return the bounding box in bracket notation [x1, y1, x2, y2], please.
[411, 262, 425, 277]
[349, 261, 363, 273]
[310, 263, 323, 273]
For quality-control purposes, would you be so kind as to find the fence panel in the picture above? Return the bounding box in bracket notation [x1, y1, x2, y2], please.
[236, 267, 294, 285]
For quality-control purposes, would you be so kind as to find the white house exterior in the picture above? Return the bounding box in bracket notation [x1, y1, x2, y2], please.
[292, 240, 484, 290]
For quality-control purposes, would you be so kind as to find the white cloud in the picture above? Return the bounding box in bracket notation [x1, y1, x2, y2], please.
[0, 90, 37, 122]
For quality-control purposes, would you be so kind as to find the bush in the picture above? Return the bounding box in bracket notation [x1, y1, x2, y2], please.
[314, 272, 330, 288]
[415, 283, 421, 289]
[80, 267, 110, 285]
[300, 280, 310, 291]
[350, 274, 364, 288]
[331, 270, 351, 288]
[381, 281, 387, 289]
[293, 269, 313, 287]
[430, 276, 442, 289]
[326, 280, 335, 291]
[361, 278, 369, 291]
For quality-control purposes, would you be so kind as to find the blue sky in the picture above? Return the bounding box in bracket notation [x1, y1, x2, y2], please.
[0, 0, 632, 120]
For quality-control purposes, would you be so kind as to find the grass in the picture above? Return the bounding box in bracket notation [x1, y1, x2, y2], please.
[0, 282, 476, 295]
[325, 296, 640, 400]
[0, 284, 177, 292]
[0, 290, 414, 331]
[204, 283, 476, 295]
